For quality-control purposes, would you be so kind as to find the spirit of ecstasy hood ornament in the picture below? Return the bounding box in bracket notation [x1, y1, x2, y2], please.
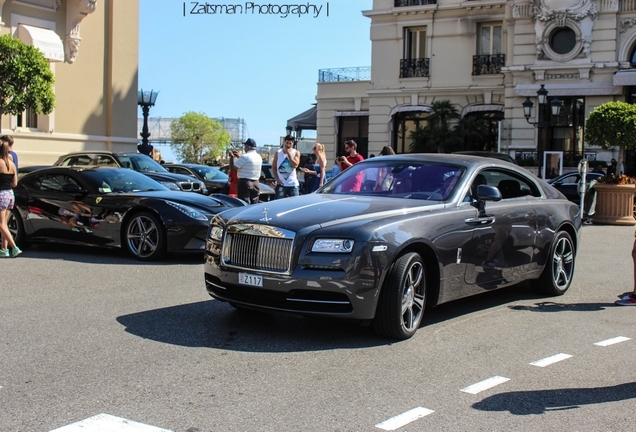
[260, 208, 271, 223]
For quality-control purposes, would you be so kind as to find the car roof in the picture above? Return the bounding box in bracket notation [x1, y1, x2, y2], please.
[452, 151, 516, 164]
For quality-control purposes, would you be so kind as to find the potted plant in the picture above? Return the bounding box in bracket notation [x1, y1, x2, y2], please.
[584, 102, 636, 225]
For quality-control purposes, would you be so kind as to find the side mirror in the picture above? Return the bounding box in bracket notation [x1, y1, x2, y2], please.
[477, 184, 502, 202]
[61, 183, 86, 193]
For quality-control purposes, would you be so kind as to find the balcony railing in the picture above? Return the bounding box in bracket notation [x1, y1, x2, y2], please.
[395, 0, 437, 6]
[472, 54, 505, 75]
[400, 58, 430, 78]
[318, 67, 371, 83]
[515, 151, 599, 167]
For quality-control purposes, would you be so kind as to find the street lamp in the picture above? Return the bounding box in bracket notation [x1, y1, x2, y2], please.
[138, 89, 159, 156]
[522, 84, 563, 178]
[285, 125, 293, 138]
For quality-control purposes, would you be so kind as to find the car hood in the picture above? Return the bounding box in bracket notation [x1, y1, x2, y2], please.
[142, 171, 201, 183]
[132, 190, 241, 210]
[219, 193, 445, 230]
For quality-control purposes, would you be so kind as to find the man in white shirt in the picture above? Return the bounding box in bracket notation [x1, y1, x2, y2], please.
[272, 135, 301, 198]
[231, 138, 262, 204]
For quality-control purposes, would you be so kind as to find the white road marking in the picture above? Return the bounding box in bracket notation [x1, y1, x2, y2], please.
[530, 353, 573, 367]
[49, 413, 172, 432]
[375, 407, 434, 430]
[460, 376, 510, 395]
[594, 336, 631, 346]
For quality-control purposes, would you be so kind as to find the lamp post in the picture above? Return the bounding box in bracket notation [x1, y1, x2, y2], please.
[522, 84, 563, 179]
[138, 89, 159, 156]
[285, 125, 293, 138]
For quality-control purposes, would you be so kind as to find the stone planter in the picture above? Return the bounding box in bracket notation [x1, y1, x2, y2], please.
[592, 183, 636, 226]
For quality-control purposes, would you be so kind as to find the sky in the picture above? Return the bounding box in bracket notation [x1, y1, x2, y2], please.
[139, 0, 373, 154]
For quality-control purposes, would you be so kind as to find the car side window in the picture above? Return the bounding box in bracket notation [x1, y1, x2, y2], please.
[37, 174, 80, 192]
[479, 169, 540, 200]
[96, 155, 117, 166]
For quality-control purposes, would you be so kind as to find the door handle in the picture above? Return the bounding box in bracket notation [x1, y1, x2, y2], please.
[465, 216, 496, 225]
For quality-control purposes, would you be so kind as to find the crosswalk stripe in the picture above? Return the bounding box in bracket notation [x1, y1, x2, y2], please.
[49, 413, 172, 432]
[594, 336, 631, 346]
[375, 407, 434, 430]
[460, 376, 510, 395]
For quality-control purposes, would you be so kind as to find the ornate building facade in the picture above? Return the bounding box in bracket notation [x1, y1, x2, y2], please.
[316, 0, 636, 176]
[0, 0, 138, 165]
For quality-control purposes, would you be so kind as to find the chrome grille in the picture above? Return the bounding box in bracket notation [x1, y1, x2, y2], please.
[179, 182, 202, 192]
[223, 231, 293, 274]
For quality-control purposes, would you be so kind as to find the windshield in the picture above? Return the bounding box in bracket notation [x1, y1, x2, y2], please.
[119, 154, 168, 172]
[193, 165, 228, 181]
[81, 168, 170, 193]
[319, 160, 465, 201]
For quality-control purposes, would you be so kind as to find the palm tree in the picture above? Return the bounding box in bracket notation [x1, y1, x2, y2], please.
[410, 100, 492, 153]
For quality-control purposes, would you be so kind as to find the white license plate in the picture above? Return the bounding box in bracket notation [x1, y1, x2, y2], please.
[238, 272, 263, 287]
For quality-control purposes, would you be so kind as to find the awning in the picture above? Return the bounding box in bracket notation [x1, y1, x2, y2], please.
[461, 104, 505, 117]
[17, 24, 64, 62]
[388, 105, 433, 132]
[514, 83, 622, 97]
[287, 105, 317, 131]
[613, 71, 636, 86]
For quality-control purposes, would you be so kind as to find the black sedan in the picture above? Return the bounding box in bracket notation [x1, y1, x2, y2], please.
[163, 163, 230, 194]
[166, 163, 276, 201]
[548, 172, 603, 203]
[204, 154, 581, 340]
[10, 167, 245, 260]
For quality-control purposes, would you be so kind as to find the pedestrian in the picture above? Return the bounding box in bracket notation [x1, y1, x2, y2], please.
[616, 230, 636, 305]
[337, 140, 364, 192]
[0, 139, 21, 257]
[607, 158, 617, 176]
[0, 136, 17, 171]
[332, 156, 340, 178]
[302, 155, 318, 193]
[227, 150, 240, 197]
[312, 142, 327, 190]
[272, 135, 301, 198]
[231, 138, 262, 204]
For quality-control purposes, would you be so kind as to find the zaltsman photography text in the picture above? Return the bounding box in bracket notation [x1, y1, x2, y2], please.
[185, 2, 329, 18]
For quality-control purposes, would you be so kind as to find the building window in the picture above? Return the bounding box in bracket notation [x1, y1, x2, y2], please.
[401, 27, 429, 78]
[392, 111, 429, 154]
[550, 27, 576, 55]
[16, 107, 39, 129]
[338, 116, 369, 158]
[479, 24, 502, 56]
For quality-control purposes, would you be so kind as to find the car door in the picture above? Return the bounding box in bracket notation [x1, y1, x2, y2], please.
[20, 172, 91, 240]
[462, 169, 539, 290]
[550, 173, 581, 202]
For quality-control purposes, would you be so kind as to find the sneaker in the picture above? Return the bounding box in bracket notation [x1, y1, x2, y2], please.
[9, 247, 22, 258]
[615, 294, 636, 306]
[0, 249, 9, 258]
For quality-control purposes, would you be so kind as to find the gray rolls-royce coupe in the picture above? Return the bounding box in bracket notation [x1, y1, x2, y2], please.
[204, 154, 581, 340]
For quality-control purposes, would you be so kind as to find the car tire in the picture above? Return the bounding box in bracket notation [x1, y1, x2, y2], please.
[123, 211, 166, 261]
[8, 208, 28, 248]
[373, 252, 426, 340]
[531, 230, 575, 296]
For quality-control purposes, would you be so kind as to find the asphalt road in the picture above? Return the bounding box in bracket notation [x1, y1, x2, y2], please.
[1, 223, 635, 432]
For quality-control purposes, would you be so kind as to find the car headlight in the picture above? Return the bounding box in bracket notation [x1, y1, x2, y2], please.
[166, 201, 208, 221]
[209, 225, 224, 241]
[311, 238, 355, 253]
[160, 181, 181, 191]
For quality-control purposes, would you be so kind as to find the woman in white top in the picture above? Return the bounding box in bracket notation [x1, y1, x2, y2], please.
[312, 142, 327, 189]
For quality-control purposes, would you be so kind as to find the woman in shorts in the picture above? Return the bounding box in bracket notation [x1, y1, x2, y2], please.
[0, 139, 20, 257]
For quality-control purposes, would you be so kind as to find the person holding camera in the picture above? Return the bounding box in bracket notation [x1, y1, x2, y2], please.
[338, 140, 364, 192]
[231, 138, 262, 204]
[273, 135, 301, 198]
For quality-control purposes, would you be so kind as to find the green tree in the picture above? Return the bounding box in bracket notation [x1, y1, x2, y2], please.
[0, 34, 55, 132]
[170, 112, 231, 163]
[410, 100, 491, 153]
[584, 101, 636, 176]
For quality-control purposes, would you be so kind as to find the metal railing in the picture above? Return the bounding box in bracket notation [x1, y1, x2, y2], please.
[318, 67, 371, 83]
[472, 54, 505, 75]
[395, 0, 437, 6]
[515, 151, 599, 167]
[400, 58, 430, 78]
